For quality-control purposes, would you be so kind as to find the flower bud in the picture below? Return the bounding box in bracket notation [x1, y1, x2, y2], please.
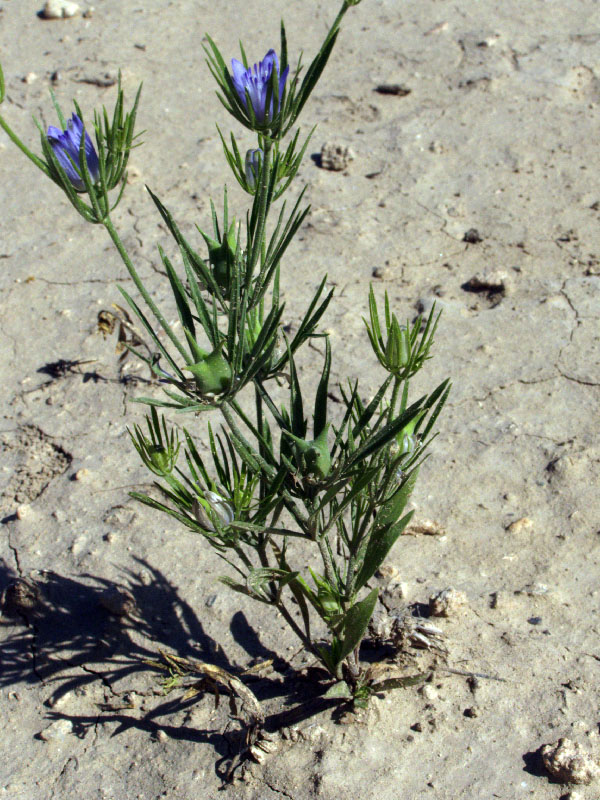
[200, 221, 238, 290]
[285, 424, 331, 480]
[184, 348, 233, 396]
[46, 113, 100, 191]
[384, 316, 410, 375]
[147, 444, 172, 474]
[192, 491, 234, 532]
[395, 413, 423, 456]
[244, 148, 263, 191]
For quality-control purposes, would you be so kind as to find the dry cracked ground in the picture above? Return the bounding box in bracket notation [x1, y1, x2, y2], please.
[1, 0, 599, 798]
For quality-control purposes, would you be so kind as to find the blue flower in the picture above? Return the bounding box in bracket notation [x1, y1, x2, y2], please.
[47, 113, 100, 191]
[231, 50, 289, 124]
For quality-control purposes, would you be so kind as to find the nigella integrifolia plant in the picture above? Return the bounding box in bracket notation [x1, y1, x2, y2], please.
[0, 0, 450, 733]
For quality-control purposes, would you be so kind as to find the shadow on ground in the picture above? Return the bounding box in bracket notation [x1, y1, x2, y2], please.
[0, 557, 340, 778]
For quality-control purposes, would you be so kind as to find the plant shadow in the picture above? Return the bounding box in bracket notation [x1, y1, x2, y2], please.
[0, 557, 341, 777]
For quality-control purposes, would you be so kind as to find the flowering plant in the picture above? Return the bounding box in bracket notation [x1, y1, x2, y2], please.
[0, 0, 449, 714]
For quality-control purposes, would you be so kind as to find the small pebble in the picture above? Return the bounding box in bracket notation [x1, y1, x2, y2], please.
[205, 593, 217, 608]
[139, 570, 152, 586]
[304, 724, 325, 744]
[320, 142, 355, 171]
[42, 0, 80, 18]
[154, 730, 167, 742]
[541, 738, 600, 785]
[516, 582, 549, 596]
[249, 744, 267, 763]
[47, 691, 72, 710]
[405, 519, 445, 536]
[99, 586, 136, 616]
[23, 72, 38, 84]
[371, 267, 392, 281]
[420, 685, 438, 701]
[16, 504, 31, 520]
[375, 83, 411, 96]
[528, 616, 543, 626]
[39, 719, 73, 741]
[73, 468, 89, 481]
[126, 165, 142, 184]
[280, 726, 301, 742]
[376, 564, 400, 581]
[463, 228, 483, 244]
[464, 706, 479, 718]
[506, 517, 533, 534]
[2, 579, 42, 616]
[464, 269, 509, 295]
[429, 587, 468, 617]
[411, 722, 423, 732]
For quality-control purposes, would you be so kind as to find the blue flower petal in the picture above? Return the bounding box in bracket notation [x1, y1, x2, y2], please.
[46, 113, 100, 191]
[229, 48, 289, 125]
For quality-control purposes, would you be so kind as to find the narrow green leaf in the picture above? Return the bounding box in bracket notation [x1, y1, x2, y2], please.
[353, 510, 414, 592]
[314, 336, 331, 438]
[337, 587, 379, 665]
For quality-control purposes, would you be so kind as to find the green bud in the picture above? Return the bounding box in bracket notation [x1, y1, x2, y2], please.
[128, 408, 180, 477]
[384, 316, 410, 375]
[199, 220, 238, 290]
[318, 588, 342, 617]
[395, 412, 423, 454]
[284, 424, 331, 480]
[184, 347, 233, 396]
[192, 491, 234, 532]
[147, 444, 172, 474]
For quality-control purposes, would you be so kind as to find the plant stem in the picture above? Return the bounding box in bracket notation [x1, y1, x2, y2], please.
[247, 138, 272, 288]
[103, 214, 191, 364]
[255, 386, 267, 500]
[0, 113, 51, 177]
[276, 599, 318, 656]
[389, 376, 401, 419]
[318, 535, 338, 590]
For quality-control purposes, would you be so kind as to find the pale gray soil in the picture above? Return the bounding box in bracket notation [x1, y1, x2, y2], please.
[1, 0, 600, 798]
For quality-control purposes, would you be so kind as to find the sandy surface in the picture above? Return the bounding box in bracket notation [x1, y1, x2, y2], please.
[1, 0, 600, 798]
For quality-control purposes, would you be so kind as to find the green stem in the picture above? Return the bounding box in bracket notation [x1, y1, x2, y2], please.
[255, 386, 267, 500]
[389, 376, 401, 420]
[318, 535, 337, 590]
[227, 400, 310, 529]
[102, 214, 191, 364]
[247, 138, 272, 289]
[276, 599, 317, 656]
[0, 113, 51, 178]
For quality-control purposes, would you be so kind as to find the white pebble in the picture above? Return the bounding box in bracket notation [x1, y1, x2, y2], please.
[39, 719, 73, 741]
[429, 587, 468, 617]
[16, 504, 31, 520]
[506, 517, 533, 534]
[541, 738, 600, 785]
[320, 142, 355, 171]
[42, 0, 80, 17]
[420, 684, 439, 701]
